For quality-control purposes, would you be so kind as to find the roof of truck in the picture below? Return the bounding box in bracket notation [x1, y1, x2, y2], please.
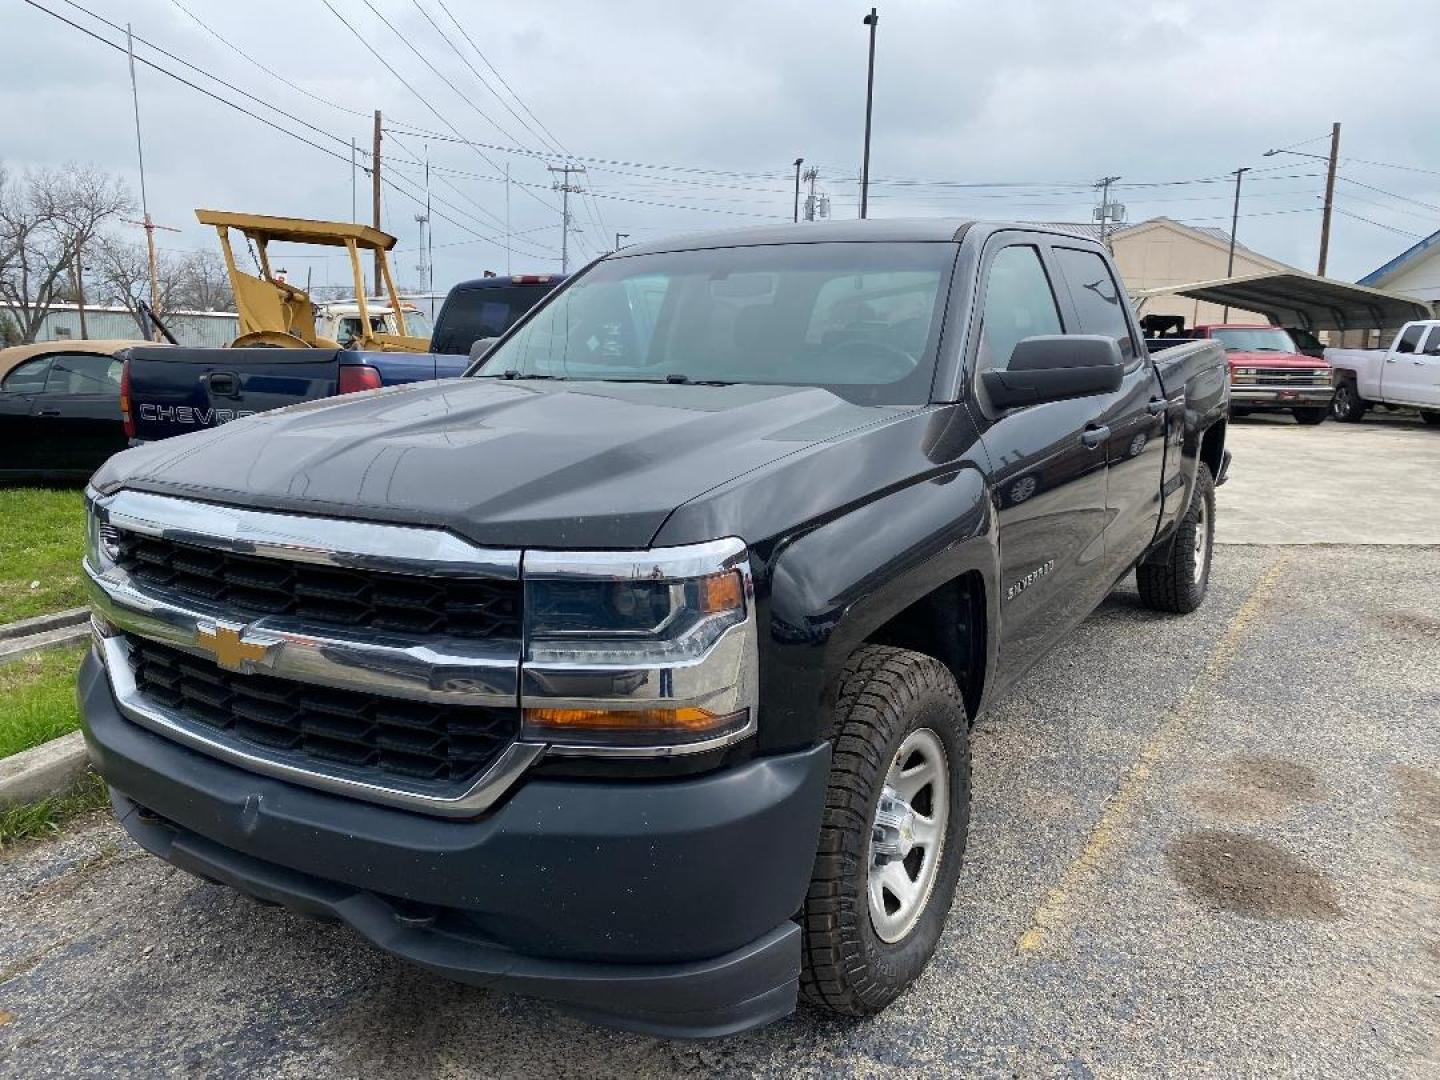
[616, 218, 1114, 258]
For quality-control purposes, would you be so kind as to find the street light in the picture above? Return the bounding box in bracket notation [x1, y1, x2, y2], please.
[1264, 122, 1341, 275]
[859, 8, 878, 220]
[1223, 166, 1251, 321]
[614, 232, 630, 251]
[793, 157, 804, 223]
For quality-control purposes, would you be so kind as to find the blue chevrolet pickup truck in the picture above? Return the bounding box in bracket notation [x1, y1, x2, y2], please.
[126, 274, 563, 441]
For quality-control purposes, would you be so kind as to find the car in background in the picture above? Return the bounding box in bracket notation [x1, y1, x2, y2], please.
[316, 300, 435, 348]
[429, 274, 566, 356]
[0, 339, 157, 483]
[1190, 324, 1332, 425]
[125, 274, 566, 443]
[1326, 319, 1440, 425]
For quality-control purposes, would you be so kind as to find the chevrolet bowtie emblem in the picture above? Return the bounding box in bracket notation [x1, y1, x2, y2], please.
[196, 622, 275, 672]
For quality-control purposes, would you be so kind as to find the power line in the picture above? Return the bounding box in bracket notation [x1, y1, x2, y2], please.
[1332, 208, 1426, 240]
[1335, 175, 1440, 216]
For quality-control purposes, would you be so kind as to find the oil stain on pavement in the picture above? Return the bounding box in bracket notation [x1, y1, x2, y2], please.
[1165, 830, 1342, 920]
[1392, 765, 1440, 865]
[1186, 755, 1320, 821]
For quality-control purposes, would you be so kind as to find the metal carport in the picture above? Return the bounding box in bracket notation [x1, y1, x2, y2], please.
[1131, 271, 1432, 331]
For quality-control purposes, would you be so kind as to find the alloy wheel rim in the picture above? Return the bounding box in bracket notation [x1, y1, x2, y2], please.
[1193, 495, 1209, 585]
[868, 727, 949, 943]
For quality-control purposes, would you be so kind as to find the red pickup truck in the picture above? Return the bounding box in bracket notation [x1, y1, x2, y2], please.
[1191, 324, 1332, 425]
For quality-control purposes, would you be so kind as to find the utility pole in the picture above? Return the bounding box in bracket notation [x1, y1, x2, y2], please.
[351, 138, 358, 223]
[1094, 176, 1122, 248]
[548, 163, 586, 273]
[371, 109, 383, 297]
[859, 8, 879, 219]
[793, 157, 804, 223]
[1223, 166, 1251, 321]
[1318, 121, 1341, 277]
[126, 24, 161, 340]
[504, 163, 512, 276]
[614, 232, 629, 251]
[73, 250, 88, 340]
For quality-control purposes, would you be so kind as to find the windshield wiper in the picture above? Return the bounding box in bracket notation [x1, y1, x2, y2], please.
[484, 370, 568, 380]
[663, 374, 733, 385]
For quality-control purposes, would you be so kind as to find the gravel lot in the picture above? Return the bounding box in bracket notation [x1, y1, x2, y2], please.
[2, 422, 1438, 1078]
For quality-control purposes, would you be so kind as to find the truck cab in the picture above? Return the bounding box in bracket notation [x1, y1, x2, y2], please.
[1326, 319, 1440, 425]
[1192, 323, 1332, 425]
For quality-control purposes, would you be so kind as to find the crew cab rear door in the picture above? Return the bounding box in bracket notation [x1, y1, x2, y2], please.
[1048, 244, 1167, 572]
[969, 236, 1115, 673]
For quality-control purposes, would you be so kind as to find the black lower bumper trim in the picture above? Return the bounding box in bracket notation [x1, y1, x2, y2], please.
[115, 793, 799, 1038]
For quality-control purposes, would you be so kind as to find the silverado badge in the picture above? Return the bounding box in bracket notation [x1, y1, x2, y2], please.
[196, 622, 278, 673]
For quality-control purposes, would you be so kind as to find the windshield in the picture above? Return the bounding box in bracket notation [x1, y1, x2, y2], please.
[399, 309, 433, 338]
[474, 242, 954, 405]
[1211, 327, 1297, 353]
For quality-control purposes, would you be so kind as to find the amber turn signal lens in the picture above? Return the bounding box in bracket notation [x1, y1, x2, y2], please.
[524, 706, 742, 733]
[695, 570, 744, 614]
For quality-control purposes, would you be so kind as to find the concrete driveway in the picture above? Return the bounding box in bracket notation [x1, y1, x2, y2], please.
[2, 422, 1438, 1078]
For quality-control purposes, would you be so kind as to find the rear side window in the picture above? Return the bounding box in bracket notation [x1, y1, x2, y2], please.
[431, 284, 556, 354]
[1053, 247, 1136, 361]
[978, 245, 1063, 372]
[1422, 327, 1440, 355]
[2, 356, 53, 394]
[45, 353, 122, 395]
[1395, 324, 1425, 354]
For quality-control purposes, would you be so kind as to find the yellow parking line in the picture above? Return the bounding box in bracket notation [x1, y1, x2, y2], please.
[1015, 551, 1293, 955]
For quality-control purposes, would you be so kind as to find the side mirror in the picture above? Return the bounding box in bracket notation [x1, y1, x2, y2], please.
[468, 337, 498, 363]
[981, 335, 1124, 410]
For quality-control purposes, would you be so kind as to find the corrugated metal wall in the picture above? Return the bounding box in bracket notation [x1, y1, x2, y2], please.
[2, 304, 238, 348]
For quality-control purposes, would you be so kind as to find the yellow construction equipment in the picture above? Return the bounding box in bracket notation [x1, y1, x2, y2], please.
[197, 209, 431, 352]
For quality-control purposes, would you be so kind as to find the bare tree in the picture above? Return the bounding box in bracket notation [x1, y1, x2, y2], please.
[92, 233, 180, 332]
[0, 163, 132, 342]
[172, 249, 232, 312]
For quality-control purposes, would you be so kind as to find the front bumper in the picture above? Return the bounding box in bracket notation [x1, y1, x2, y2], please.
[79, 648, 830, 1038]
[1230, 385, 1333, 408]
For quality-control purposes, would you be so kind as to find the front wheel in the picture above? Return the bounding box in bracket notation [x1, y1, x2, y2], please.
[799, 645, 970, 1017]
[1292, 407, 1328, 425]
[1136, 462, 1215, 614]
[1331, 381, 1367, 422]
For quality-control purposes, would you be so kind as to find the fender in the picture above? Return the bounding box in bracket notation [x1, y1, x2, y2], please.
[753, 464, 998, 752]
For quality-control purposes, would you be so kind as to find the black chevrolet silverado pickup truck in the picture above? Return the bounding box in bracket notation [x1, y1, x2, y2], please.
[78, 220, 1229, 1037]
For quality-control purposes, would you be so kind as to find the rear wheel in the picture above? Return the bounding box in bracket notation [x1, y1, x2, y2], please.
[1292, 407, 1328, 425]
[1136, 462, 1214, 614]
[1421, 411, 1440, 427]
[1331, 381, 1367, 422]
[799, 645, 970, 1017]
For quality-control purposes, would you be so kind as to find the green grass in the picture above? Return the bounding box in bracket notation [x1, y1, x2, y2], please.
[0, 487, 88, 625]
[0, 771, 108, 851]
[0, 644, 86, 759]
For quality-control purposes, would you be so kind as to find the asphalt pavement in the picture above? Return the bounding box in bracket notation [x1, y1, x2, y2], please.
[2, 420, 1438, 1078]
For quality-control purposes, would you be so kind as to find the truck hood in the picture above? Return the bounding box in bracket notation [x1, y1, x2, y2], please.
[96, 378, 908, 549]
[1225, 350, 1328, 368]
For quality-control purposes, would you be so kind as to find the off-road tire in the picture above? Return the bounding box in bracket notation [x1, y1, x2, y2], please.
[1292, 407, 1327, 425]
[1136, 462, 1214, 614]
[799, 645, 970, 1016]
[1421, 411, 1440, 427]
[1331, 380, 1367, 422]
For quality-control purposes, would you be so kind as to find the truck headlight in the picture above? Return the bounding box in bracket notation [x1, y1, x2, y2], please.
[84, 492, 121, 575]
[520, 539, 758, 754]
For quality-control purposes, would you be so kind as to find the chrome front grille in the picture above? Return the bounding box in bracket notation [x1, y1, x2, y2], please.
[1250, 367, 1330, 386]
[129, 635, 520, 785]
[113, 532, 521, 641]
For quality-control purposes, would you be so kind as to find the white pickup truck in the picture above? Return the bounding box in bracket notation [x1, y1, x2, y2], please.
[1327, 319, 1440, 425]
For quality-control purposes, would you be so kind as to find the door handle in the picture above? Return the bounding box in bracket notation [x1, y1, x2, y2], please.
[37, 408, 62, 417]
[1081, 424, 1110, 449]
[206, 372, 241, 398]
[1146, 397, 1168, 415]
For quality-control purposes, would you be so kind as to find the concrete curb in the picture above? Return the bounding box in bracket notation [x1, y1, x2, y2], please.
[0, 622, 90, 665]
[0, 731, 91, 810]
[0, 607, 89, 642]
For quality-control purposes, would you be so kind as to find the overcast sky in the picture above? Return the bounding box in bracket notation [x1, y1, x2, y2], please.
[6, 0, 1439, 299]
